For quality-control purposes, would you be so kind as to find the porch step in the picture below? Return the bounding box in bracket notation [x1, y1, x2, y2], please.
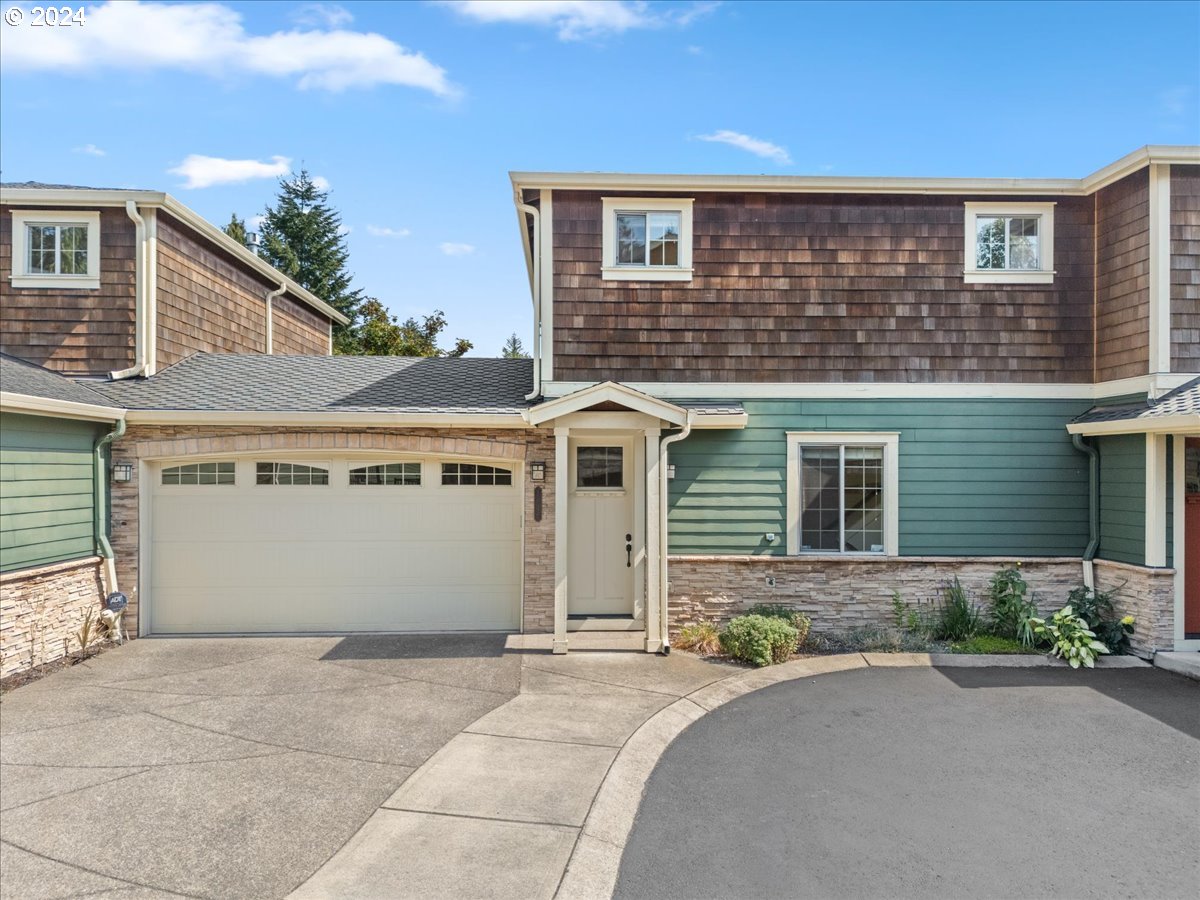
[567, 617, 644, 632]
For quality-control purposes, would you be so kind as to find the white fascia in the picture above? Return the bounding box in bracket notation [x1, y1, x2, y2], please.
[1, 392, 126, 423]
[122, 410, 531, 428]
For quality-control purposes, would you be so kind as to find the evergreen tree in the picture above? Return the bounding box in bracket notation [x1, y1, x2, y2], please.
[357, 299, 472, 357]
[501, 333, 529, 358]
[259, 170, 363, 353]
[223, 213, 247, 246]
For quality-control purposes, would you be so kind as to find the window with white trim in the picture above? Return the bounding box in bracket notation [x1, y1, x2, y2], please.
[441, 463, 512, 486]
[255, 462, 329, 485]
[963, 202, 1055, 284]
[349, 463, 421, 486]
[162, 462, 235, 485]
[9, 210, 101, 289]
[786, 433, 899, 556]
[601, 197, 693, 282]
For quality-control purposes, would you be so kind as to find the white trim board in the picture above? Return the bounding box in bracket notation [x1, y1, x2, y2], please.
[123, 410, 530, 428]
[1148, 164, 1172, 375]
[1, 391, 126, 423]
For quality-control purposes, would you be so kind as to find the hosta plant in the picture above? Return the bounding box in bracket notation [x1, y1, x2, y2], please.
[1030, 605, 1110, 669]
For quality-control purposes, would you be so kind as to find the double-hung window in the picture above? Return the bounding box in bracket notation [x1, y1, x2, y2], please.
[786, 433, 899, 556]
[963, 202, 1054, 284]
[601, 197, 693, 282]
[9, 210, 101, 289]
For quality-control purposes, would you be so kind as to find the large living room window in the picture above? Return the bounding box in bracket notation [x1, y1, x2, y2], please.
[963, 202, 1055, 284]
[601, 197, 693, 282]
[9, 210, 101, 290]
[785, 433, 899, 556]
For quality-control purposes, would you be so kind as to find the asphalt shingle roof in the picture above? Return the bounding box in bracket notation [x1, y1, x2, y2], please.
[89, 353, 536, 414]
[1073, 377, 1200, 425]
[0, 353, 118, 407]
[0, 181, 134, 191]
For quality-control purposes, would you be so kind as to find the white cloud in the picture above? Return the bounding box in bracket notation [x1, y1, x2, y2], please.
[168, 154, 291, 189]
[686, 44, 704, 55]
[695, 130, 791, 165]
[311, 175, 332, 191]
[292, 3, 353, 28]
[1, 1, 457, 96]
[73, 143, 105, 156]
[439, 242, 475, 256]
[439, 0, 717, 41]
[367, 225, 412, 238]
[248, 214, 266, 230]
[337, 224, 353, 236]
[1159, 85, 1193, 119]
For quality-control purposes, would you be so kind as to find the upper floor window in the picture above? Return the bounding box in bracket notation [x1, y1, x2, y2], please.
[963, 202, 1054, 285]
[9, 210, 101, 290]
[601, 197, 693, 282]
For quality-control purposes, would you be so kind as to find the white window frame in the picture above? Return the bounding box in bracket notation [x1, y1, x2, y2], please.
[963, 202, 1055, 285]
[601, 197, 693, 282]
[10, 210, 101, 289]
[785, 432, 900, 557]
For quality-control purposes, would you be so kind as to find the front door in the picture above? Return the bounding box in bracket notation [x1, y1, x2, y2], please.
[568, 438, 635, 616]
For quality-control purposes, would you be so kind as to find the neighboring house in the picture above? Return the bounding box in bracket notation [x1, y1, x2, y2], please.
[1, 148, 1198, 675]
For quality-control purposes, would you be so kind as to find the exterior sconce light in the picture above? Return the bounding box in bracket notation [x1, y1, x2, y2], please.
[530, 461, 546, 482]
[667, 464, 676, 480]
[112, 462, 134, 483]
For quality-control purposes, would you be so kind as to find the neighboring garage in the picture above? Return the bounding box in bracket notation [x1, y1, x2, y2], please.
[147, 454, 522, 634]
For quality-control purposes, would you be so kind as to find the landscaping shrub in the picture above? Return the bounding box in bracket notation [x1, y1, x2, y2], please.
[946, 634, 1037, 655]
[932, 577, 981, 641]
[674, 620, 721, 655]
[719, 614, 798, 667]
[987, 563, 1039, 646]
[1066, 584, 1135, 655]
[746, 604, 812, 646]
[1030, 605, 1109, 668]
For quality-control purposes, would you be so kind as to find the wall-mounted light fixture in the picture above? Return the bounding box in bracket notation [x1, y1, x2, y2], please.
[667, 464, 676, 480]
[530, 461, 546, 482]
[112, 461, 134, 483]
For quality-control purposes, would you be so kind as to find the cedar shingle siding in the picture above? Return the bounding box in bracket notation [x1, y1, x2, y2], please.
[1171, 165, 1200, 373]
[552, 190, 1095, 383]
[1094, 170, 1151, 382]
[0, 206, 136, 375]
[271, 293, 330, 356]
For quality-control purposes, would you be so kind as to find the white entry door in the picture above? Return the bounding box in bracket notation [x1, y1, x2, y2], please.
[148, 456, 522, 633]
[568, 438, 635, 616]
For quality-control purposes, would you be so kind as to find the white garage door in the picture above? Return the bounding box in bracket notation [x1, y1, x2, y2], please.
[148, 456, 522, 633]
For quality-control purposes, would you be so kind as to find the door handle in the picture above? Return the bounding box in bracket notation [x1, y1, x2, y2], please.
[625, 533, 632, 568]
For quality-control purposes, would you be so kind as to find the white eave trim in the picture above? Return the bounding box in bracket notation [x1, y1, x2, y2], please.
[0, 391, 126, 422]
[509, 145, 1200, 197]
[0, 187, 349, 326]
[1066, 414, 1200, 437]
[121, 409, 530, 428]
[527, 381, 688, 426]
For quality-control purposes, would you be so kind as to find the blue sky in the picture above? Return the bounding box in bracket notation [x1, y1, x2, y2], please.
[2, 0, 1198, 356]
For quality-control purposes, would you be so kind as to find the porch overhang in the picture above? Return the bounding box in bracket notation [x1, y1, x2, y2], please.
[526, 382, 747, 429]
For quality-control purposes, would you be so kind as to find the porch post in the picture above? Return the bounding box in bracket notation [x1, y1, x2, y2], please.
[644, 428, 661, 653]
[1146, 434, 1167, 567]
[553, 426, 570, 654]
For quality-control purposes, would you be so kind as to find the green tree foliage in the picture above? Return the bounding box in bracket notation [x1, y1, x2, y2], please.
[501, 333, 530, 358]
[357, 299, 472, 357]
[258, 170, 363, 353]
[223, 213, 247, 246]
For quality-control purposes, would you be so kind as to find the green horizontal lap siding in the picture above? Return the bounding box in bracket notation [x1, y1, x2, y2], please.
[667, 399, 1092, 557]
[1096, 434, 1146, 566]
[0, 413, 99, 572]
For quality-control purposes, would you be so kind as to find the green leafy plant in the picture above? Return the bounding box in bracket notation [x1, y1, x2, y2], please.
[807, 627, 932, 654]
[1066, 583, 1134, 655]
[719, 614, 799, 667]
[1030, 605, 1109, 668]
[946, 634, 1038, 655]
[746, 604, 812, 646]
[674, 620, 722, 655]
[890, 592, 938, 638]
[932, 578, 981, 641]
[987, 564, 1039, 646]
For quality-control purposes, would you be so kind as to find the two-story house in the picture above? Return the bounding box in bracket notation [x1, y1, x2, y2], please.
[2, 148, 1198, 678]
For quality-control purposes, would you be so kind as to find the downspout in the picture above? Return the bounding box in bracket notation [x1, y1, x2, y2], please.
[657, 412, 694, 652]
[144, 208, 158, 375]
[109, 201, 148, 379]
[1072, 433, 1100, 589]
[265, 282, 286, 354]
[94, 418, 127, 594]
[516, 191, 542, 401]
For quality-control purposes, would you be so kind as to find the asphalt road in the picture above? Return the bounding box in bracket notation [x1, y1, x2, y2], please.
[616, 665, 1200, 900]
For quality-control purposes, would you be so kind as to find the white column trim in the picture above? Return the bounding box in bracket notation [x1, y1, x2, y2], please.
[539, 191, 554, 385]
[553, 426, 569, 654]
[1145, 433, 1168, 567]
[632, 438, 646, 623]
[1148, 163, 1171, 375]
[1172, 435, 1188, 647]
[643, 429, 661, 653]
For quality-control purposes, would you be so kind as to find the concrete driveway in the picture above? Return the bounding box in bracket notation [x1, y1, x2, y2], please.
[616, 666, 1200, 900]
[0, 633, 736, 899]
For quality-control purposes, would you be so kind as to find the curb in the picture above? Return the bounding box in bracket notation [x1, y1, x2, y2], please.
[554, 650, 1150, 899]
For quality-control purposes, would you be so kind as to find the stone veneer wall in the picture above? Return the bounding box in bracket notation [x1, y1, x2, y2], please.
[1093, 558, 1176, 658]
[667, 556, 1086, 636]
[0, 557, 106, 678]
[110, 426, 556, 636]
